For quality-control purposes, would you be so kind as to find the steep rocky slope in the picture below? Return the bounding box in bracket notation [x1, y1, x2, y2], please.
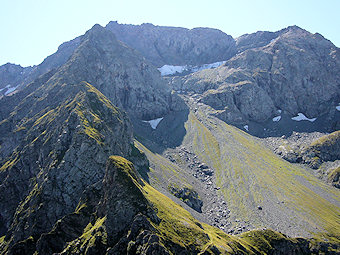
[168, 26, 340, 135]
[0, 79, 140, 248]
[1, 22, 340, 254]
[133, 95, 340, 244]
[1, 156, 335, 254]
[0, 23, 178, 253]
[1, 24, 178, 120]
[106, 21, 237, 67]
[56, 24, 176, 120]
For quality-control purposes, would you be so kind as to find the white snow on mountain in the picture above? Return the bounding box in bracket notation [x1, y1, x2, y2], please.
[1, 84, 18, 96]
[272, 116, 281, 122]
[158, 61, 226, 76]
[336, 104, 340, 111]
[4, 86, 17, 96]
[143, 117, 164, 129]
[244, 125, 249, 131]
[158, 65, 188, 76]
[291, 113, 316, 122]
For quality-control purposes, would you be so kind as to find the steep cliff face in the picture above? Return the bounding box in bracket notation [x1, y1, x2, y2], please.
[2, 156, 327, 254]
[235, 30, 280, 52]
[0, 79, 137, 249]
[1, 24, 178, 120]
[106, 21, 237, 67]
[169, 26, 340, 133]
[53, 24, 176, 120]
[1, 22, 340, 254]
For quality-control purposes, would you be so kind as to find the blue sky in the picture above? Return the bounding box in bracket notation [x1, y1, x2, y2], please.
[1, 0, 339, 67]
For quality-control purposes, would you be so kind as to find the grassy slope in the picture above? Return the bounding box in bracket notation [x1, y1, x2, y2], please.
[57, 156, 312, 254]
[135, 140, 193, 189]
[137, 109, 340, 240]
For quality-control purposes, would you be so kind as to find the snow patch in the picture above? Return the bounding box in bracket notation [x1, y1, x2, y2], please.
[158, 65, 188, 76]
[158, 61, 226, 76]
[291, 113, 316, 122]
[336, 104, 340, 111]
[143, 117, 164, 129]
[5, 86, 17, 95]
[272, 116, 281, 122]
[244, 125, 249, 131]
[1, 85, 18, 96]
[277, 109, 282, 114]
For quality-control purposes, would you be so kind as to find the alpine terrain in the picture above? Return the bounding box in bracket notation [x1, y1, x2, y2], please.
[0, 22, 339, 254]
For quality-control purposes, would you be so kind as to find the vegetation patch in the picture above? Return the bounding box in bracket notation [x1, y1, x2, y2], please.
[327, 167, 340, 187]
[62, 217, 107, 254]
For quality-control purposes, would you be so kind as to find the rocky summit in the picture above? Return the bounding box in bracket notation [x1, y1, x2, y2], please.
[0, 22, 340, 254]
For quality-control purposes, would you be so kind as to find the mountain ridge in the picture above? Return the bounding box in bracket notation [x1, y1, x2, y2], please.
[0, 21, 340, 254]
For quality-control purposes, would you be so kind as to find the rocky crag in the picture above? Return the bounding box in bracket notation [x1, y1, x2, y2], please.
[0, 22, 340, 254]
[168, 26, 340, 135]
[106, 21, 237, 67]
[0, 24, 174, 252]
[2, 156, 336, 254]
[264, 130, 340, 188]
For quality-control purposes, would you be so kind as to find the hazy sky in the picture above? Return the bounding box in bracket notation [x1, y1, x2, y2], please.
[1, 0, 339, 67]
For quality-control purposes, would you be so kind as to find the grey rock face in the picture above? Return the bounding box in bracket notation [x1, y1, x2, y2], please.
[0, 79, 135, 248]
[97, 156, 150, 245]
[168, 184, 203, 212]
[54, 24, 174, 120]
[230, 27, 340, 118]
[236, 30, 281, 53]
[200, 81, 276, 123]
[170, 26, 340, 127]
[106, 21, 237, 67]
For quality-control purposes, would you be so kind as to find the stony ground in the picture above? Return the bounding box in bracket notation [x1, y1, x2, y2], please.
[134, 94, 340, 238]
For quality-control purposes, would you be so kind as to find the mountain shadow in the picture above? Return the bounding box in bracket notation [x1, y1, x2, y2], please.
[132, 106, 190, 155]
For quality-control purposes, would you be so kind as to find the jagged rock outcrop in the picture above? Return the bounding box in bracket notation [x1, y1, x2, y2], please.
[235, 30, 280, 52]
[0, 79, 140, 250]
[168, 184, 203, 212]
[168, 26, 340, 131]
[263, 131, 340, 188]
[271, 130, 340, 170]
[1, 24, 180, 120]
[4, 156, 331, 254]
[300, 130, 340, 168]
[54, 24, 178, 120]
[106, 21, 237, 67]
[327, 167, 340, 188]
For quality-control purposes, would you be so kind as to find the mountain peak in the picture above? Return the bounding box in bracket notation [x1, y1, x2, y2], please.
[84, 23, 115, 40]
[280, 25, 309, 35]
